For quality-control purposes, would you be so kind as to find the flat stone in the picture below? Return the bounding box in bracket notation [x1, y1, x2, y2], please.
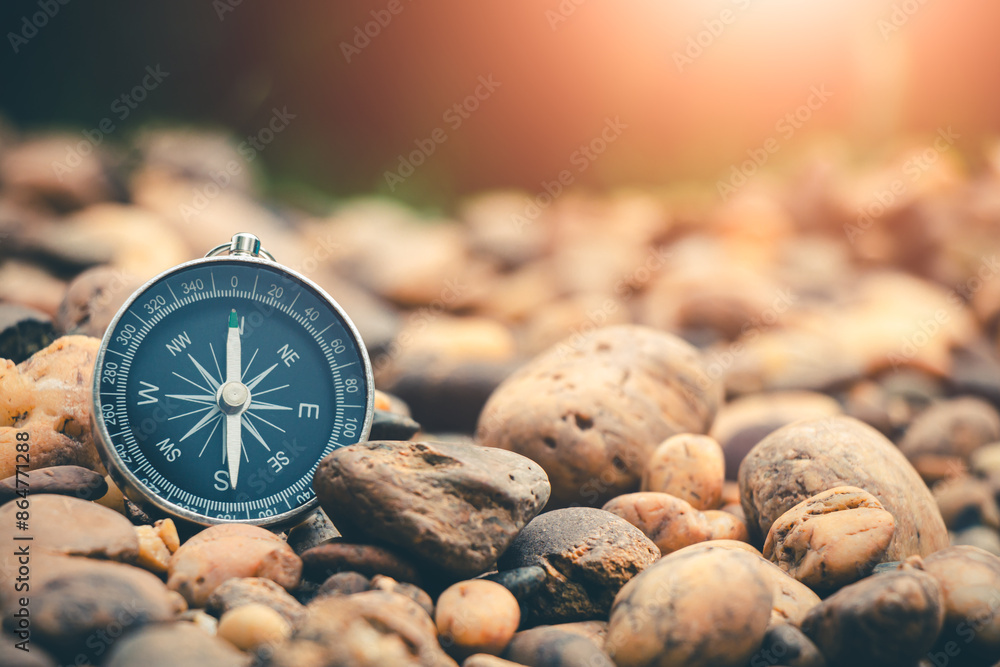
[206, 577, 306, 626]
[167, 524, 302, 608]
[104, 621, 249, 667]
[504, 627, 614, 667]
[369, 408, 421, 441]
[0, 553, 186, 663]
[260, 591, 457, 667]
[314, 440, 550, 579]
[301, 541, 423, 585]
[498, 508, 659, 624]
[0, 465, 106, 504]
[0, 493, 137, 561]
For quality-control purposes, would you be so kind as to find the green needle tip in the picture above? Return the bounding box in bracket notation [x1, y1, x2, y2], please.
[229, 310, 238, 328]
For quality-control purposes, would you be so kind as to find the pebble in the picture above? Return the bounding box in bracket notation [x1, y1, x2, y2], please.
[0, 553, 186, 663]
[0, 303, 55, 363]
[371, 574, 436, 617]
[800, 570, 944, 667]
[497, 507, 659, 624]
[483, 566, 547, 605]
[708, 390, 842, 479]
[135, 524, 173, 574]
[103, 621, 249, 667]
[640, 433, 724, 510]
[258, 591, 457, 667]
[463, 655, 527, 667]
[54, 265, 142, 338]
[0, 135, 118, 209]
[206, 577, 307, 626]
[314, 440, 550, 579]
[763, 486, 896, 593]
[156, 518, 181, 552]
[217, 603, 292, 652]
[703, 509, 750, 542]
[504, 626, 614, 667]
[301, 541, 423, 584]
[315, 570, 372, 597]
[0, 336, 104, 479]
[285, 509, 340, 555]
[0, 493, 138, 561]
[369, 408, 422, 441]
[167, 524, 302, 608]
[602, 492, 712, 555]
[951, 525, 1000, 556]
[932, 475, 1000, 530]
[436, 580, 520, 658]
[739, 415, 949, 560]
[0, 464, 106, 504]
[669, 541, 821, 626]
[751, 623, 825, 667]
[900, 397, 1000, 467]
[477, 325, 723, 507]
[0, 637, 57, 667]
[920, 545, 1000, 664]
[605, 547, 773, 667]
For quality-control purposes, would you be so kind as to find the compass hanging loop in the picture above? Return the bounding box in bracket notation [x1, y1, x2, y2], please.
[205, 232, 277, 262]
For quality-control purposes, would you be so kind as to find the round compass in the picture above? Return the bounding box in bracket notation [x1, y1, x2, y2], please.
[91, 233, 374, 527]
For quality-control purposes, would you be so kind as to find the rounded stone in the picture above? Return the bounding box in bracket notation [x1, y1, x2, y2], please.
[703, 509, 750, 542]
[206, 577, 306, 626]
[763, 486, 896, 593]
[0, 465, 107, 504]
[0, 493, 138, 561]
[55, 266, 143, 338]
[606, 548, 773, 667]
[498, 507, 659, 624]
[504, 626, 615, 667]
[900, 397, 1000, 464]
[436, 580, 520, 658]
[801, 570, 944, 667]
[641, 433, 725, 510]
[218, 603, 292, 651]
[751, 624, 825, 667]
[0, 336, 105, 479]
[103, 621, 248, 667]
[483, 566, 547, 605]
[167, 524, 302, 608]
[314, 440, 550, 579]
[315, 571, 371, 598]
[921, 546, 1000, 664]
[477, 325, 722, 508]
[0, 303, 55, 364]
[300, 541, 423, 585]
[602, 492, 712, 555]
[739, 416, 948, 560]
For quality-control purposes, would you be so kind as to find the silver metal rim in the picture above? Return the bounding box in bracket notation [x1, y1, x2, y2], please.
[91, 253, 375, 529]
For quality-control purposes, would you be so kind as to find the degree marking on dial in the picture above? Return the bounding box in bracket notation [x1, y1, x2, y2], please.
[130, 311, 149, 326]
[288, 291, 300, 309]
[316, 322, 334, 336]
[167, 284, 180, 304]
[252, 274, 258, 295]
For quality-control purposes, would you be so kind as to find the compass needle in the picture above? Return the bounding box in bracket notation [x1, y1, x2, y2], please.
[92, 233, 373, 527]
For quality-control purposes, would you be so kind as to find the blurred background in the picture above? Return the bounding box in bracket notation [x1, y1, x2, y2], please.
[3, 0, 1000, 208]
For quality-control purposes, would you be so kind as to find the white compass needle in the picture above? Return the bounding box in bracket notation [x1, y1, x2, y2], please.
[225, 309, 243, 488]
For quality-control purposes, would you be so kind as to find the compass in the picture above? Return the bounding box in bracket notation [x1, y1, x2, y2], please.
[91, 233, 374, 527]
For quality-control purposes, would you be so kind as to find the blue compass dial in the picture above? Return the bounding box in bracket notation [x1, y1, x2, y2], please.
[93, 257, 372, 525]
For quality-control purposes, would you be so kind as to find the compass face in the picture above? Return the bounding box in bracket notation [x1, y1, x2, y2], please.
[92, 257, 373, 526]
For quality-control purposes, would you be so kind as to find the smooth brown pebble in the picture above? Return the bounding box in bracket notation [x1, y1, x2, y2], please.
[641, 433, 724, 510]
[602, 492, 711, 555]
[218, 603, 291, 651]
[437, 580, 521, 658]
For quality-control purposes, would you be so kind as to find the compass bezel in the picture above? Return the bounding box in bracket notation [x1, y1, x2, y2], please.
[91, 253, 375, 529]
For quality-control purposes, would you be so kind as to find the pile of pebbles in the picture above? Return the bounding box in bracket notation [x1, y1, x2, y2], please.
[3, 126, 1000, 666]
